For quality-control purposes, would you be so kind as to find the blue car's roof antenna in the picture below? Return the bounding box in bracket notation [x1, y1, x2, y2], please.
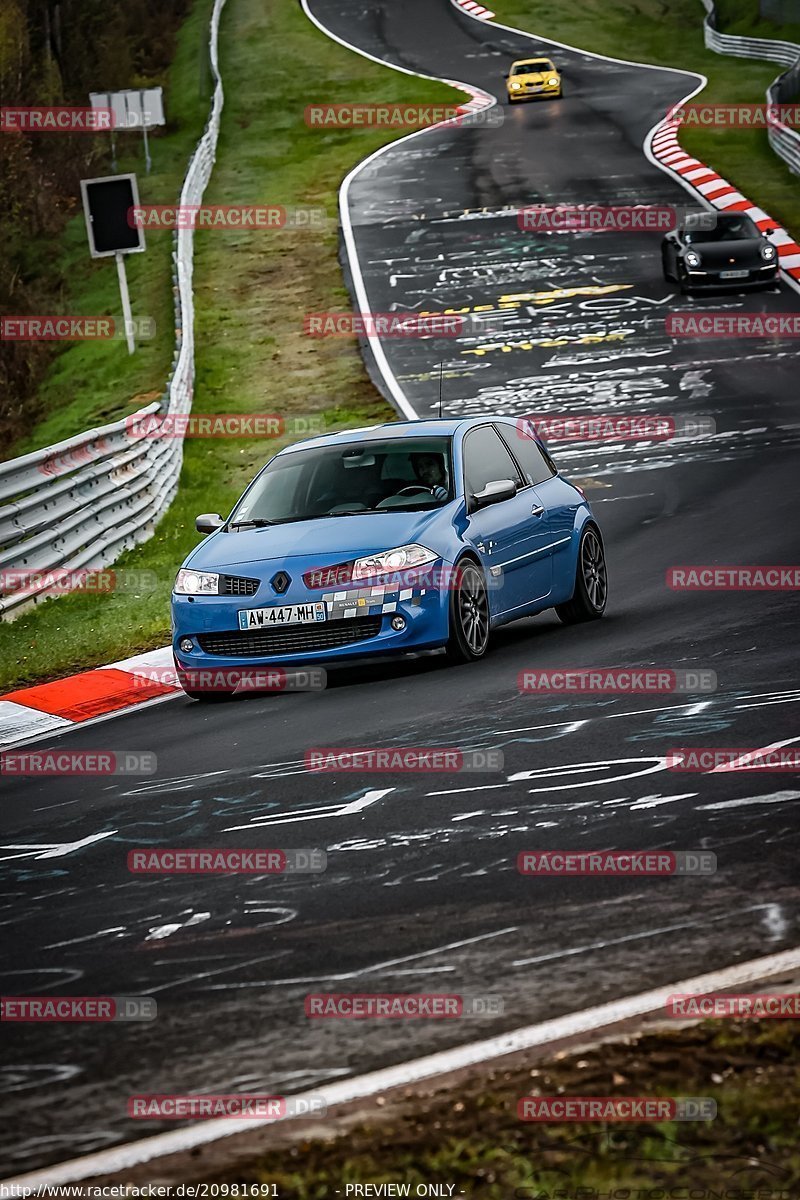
[437, 360, 444, 419]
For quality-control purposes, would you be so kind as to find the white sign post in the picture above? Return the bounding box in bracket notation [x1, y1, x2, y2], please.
[115, 251, 135, 354]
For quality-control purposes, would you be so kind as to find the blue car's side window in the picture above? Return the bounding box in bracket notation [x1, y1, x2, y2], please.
[463, 425, 523, 499]
[498, 425, 556, 487]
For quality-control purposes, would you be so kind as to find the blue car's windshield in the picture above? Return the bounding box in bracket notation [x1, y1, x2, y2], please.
[228, 437, 455, 526]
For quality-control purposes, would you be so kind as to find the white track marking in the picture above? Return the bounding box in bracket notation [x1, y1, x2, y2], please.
[507, 757, 670, 791]
[145, 912, 211, 942]
[511, 904, 770, 966]
[147, 951, 294, 996]
[0, 831, 115, 863]
[8, 946, 800, 1186]
[201, 927, 519, 992]
[709, 735, 800, 773]
[43, 928, 126, 950]
[696, 790, 800, 811]
[628, 793, 696, 809]
[223, 788, 394, 831]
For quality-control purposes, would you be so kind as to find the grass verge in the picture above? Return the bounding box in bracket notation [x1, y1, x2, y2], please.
[0, 0, 462, 691]
[495, 0, 800, 242]
[200, 1019, 800, 1194]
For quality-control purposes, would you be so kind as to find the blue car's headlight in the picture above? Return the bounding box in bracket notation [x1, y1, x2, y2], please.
[352, 544, 437, 582]
[174, 568, 220, 595]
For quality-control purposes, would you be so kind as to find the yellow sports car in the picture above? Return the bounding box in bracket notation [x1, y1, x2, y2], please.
[505, 57, 562, 102]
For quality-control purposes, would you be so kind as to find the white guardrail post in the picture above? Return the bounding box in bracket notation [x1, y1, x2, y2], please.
[0, 0, 228, 621]
[700, 0, 800, 175]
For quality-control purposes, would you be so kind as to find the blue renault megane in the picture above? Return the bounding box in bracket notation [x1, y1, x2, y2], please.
[171, 418, 607, 697]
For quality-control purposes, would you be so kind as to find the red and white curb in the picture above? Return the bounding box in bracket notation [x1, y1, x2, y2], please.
[453, 81, 495, 116]
[454, 0, 496, 19]
[0, 646, 179, 750]
[649, 118, 800, 282]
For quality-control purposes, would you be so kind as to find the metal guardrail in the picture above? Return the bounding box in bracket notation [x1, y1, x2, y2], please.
[0, 0, 228, 620]
[701, 0, 800, 174]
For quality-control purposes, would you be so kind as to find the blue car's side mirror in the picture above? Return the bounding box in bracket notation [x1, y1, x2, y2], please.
[471, 478, 518, 511]
[196, 513, 224, 534]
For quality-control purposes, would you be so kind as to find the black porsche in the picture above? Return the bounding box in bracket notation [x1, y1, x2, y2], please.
[661, 212, 780, 293]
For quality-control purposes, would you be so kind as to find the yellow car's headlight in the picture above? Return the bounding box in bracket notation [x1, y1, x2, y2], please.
[548, 77, 559, 85]
[510, 82, 522, 89]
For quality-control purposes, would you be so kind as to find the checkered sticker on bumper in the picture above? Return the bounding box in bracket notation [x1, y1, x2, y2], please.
[321, 584, 427, 620]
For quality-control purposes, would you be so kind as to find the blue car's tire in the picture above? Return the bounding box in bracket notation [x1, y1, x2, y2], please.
[556, 524, 608, 624]
[446, 560, 490, 662]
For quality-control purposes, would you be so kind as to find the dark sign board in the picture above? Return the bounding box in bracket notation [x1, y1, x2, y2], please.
[80, 173, 145, 258]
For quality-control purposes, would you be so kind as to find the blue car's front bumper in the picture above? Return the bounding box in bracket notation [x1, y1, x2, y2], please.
[172, 572, 451, 675]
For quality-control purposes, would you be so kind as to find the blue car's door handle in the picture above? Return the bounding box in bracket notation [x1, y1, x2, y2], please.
[531, 504, 544, 517]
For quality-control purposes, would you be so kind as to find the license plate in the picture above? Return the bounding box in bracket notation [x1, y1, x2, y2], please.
[720, 269, 749, 279]
[238, 602, 327, 630]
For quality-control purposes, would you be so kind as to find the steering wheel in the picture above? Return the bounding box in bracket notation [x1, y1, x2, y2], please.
[396, 484, 434, 496]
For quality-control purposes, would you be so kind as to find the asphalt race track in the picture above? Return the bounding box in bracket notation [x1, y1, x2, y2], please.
[2, 0, 800, 1177]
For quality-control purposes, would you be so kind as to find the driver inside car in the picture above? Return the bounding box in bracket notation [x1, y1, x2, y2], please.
[410, 452, 449, 501]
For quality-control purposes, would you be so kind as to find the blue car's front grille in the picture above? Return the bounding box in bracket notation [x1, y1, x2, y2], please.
[221, 574, 259, 597]
[197, 616, 383, 657]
